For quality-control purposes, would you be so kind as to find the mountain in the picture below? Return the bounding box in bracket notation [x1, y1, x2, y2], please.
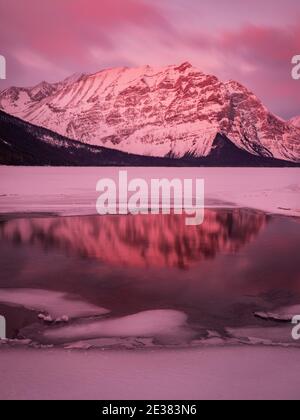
[290, 116, 300, 128]
[0, 62, 299, 163]
[0, 110, 298, 167]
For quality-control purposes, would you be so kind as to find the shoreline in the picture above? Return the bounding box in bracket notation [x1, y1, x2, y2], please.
[1, 167, 299, 219]
[0, 205, 298, 222]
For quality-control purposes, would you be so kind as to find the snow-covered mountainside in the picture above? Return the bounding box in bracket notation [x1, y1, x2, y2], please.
[0, 110, 179, 166]
[290, 116, 300, 128]
[1, 110, 297, 167]
[1, 62, 299, 162]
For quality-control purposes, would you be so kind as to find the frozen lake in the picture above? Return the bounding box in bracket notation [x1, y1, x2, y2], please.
[0, 208, 299, 348]
[0, 166, 299, 217]
[0, 166, 299, 399]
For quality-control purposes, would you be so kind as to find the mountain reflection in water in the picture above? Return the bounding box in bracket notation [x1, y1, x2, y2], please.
[0, 209, 268, 269]
[0, 208, 300, 345]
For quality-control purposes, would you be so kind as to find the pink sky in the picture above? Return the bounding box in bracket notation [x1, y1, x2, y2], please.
[0, 0, 299, 119]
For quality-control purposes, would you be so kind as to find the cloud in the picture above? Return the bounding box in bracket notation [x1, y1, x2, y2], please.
[0, 0, 299, 118]
[215, 23, 300, 118]
[180, 21, 300, 118]
[0, 0, 165, 70]
[220, 23, 300, 68]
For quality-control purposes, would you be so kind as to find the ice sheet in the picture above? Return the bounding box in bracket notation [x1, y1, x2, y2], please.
[0, 167, 299, 217]
[0, 288, 109, 319]
[44, 310, 192, 343]
[255, 305, 300, 322]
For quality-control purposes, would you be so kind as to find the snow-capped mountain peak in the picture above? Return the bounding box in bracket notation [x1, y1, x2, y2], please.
[61, 72, 86, 86]
[0, 62, 299, 162]
[290, 116, 300, 128]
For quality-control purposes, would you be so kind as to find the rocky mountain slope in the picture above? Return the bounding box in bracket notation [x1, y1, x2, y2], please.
[0, 62, 299, 163]
[290, 116, 300, 128]
[1, 110, 298, 167]
[0, 110, 173, 166]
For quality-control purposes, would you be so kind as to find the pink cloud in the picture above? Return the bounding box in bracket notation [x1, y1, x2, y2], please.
[215, 23, 300, 118]
[221, 23, 300, 66]
[0, 0, 299, 118]
[0, 0, 168, 89]
[0, 0, 164, 57]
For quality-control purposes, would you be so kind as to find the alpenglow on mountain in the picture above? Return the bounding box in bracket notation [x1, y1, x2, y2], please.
[1, 62, 299, 162]
[290, 116, 300, 129]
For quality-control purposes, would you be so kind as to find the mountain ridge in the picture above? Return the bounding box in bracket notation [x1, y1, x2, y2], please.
[290, 116, 300, 128]
[1, 62, 299, 163]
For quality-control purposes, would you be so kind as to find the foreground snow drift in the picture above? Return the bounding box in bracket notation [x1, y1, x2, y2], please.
[0, 346, 300, 400]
